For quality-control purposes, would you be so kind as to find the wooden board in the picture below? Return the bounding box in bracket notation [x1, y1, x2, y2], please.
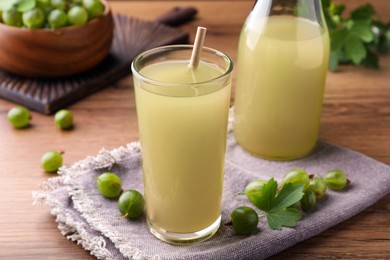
[0, 14, 188, 114]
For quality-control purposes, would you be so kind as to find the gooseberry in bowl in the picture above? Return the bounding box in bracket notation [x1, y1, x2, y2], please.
[0, 0, 113, 77]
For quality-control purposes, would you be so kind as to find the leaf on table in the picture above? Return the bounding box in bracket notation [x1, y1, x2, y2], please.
[273, 183, 305, 210]
[245, 178, 304, 230]
[267, 208, 302, 230]
[249, 178, 278, 212]
[345, 35, 367, 64]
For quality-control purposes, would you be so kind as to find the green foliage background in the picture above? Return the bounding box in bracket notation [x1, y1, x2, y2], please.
[322, 0, 390, 70]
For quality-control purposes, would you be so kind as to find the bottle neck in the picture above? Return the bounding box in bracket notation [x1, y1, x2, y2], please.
[252, 0, 326, 28]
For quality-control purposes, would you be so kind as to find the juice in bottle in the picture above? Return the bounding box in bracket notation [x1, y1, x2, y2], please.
[234, 15, 330, 160]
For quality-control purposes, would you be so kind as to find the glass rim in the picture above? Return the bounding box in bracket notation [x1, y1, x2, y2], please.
[131, 45, 233, 88]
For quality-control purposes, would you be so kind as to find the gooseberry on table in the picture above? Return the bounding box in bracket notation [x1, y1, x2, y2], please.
[54, 109, 74, 130]
[7, 106, 30, 128]
[41, 150, 63, 173]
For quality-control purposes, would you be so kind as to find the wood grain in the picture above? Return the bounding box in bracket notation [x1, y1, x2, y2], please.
[0, 0, 389, 259]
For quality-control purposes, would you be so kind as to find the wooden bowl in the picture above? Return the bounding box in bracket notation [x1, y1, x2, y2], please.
[0, 0, 114, 78]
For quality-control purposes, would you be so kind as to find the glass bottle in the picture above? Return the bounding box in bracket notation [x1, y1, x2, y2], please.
[234, 0, 330, 160]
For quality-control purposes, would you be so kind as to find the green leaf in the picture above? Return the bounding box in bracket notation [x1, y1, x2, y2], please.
[247, 178, 278, 212]
[272, 183, 304, 210]
[329, 50, 339, 71]
[345, 35, 367, 64]
[325, 0, 387, 70]
[351, 21, 374, 43]
[330, 28, 347, 51]
[321, 0, 331, 9]
[350, 4, 375, 21]
[16, 0, 35, 12]
[321, 0, 338, 30]
[245, 178, 305, 230]
[330, 3, 345, 16]
[267, 208, 302, 230]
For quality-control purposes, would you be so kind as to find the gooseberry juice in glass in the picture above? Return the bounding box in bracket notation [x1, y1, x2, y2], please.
[132, 46, 232, 244]
[234, 1, 330, 160]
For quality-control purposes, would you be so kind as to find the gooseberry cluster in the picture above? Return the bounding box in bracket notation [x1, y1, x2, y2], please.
[0, 0, 104, 29]
[283, 169, 350, 211]
[97, 172, 145, 220]
[230, 168, 350, 235]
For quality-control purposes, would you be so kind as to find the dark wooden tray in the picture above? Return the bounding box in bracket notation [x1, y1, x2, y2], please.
[0, 14, 189, 114]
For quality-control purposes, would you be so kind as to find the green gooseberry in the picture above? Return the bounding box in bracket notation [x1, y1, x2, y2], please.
[51, 0, 67, 11]
[282, 169, 310, 191]
[7, 106, 30, 128]
[48, 9, 68, 28]
[22, 8, 45, 29]
[97, 172, 122, 198]
[67, 6, 88, 25]
[82, 0, 104, 19]
[324, 169, 349, 191]
[54, 109, 74, 129]
[2, 8, 23, 27]
[41, 150, 63, 172]
[301, 190, 317, 211]
[230, 206, 259, 235]
[118, 190, 145, 219]
[309, 177, 327, 200]
[244, 179, 267, 205]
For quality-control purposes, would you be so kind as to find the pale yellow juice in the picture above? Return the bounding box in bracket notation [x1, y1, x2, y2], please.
[234, 16, 330, 160]
[134, 60, 231, 233]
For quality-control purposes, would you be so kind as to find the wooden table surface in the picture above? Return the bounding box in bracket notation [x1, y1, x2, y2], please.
[0, 0, 389, 259]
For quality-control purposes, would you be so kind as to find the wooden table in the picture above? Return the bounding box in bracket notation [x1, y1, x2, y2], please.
[0, 0, 389, 259]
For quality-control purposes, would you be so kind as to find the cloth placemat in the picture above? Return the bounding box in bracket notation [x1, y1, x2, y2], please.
[33, 111, 390, 260]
